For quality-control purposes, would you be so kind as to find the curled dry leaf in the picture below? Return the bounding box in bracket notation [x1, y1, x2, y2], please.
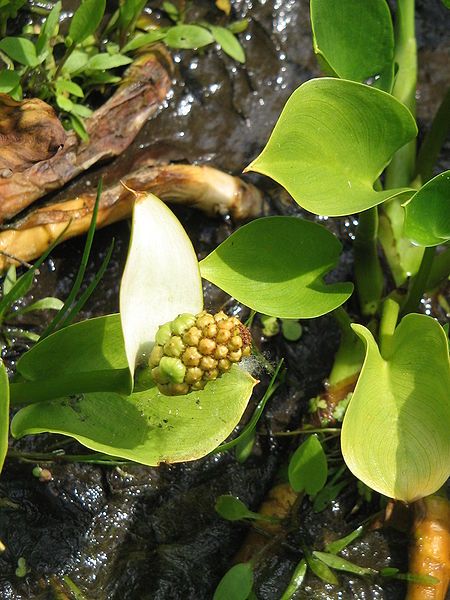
[0, 94, 66, 177]
[0, 48, 173, 221]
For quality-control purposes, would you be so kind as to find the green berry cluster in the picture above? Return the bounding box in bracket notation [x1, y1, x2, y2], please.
[149, 310, 252, 396]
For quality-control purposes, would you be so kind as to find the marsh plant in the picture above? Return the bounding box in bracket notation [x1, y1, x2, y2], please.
[0, 0, 449, 597]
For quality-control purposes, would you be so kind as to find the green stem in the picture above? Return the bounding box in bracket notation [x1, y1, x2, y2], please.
[354, 207, 384, 316]
[328, 307, 365, 386]
[413, 87, 450, 186]
[401, 246, 436, 316]
[426, 247, 450, 290]
[379, 297, 400, 359]
[54, 42, 76, 80]
[385, 0, 417, 188]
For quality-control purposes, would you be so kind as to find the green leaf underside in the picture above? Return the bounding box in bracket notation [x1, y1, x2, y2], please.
[288, 434, 328, 494]
[213, 563, 253, 600]
[310, 0, 394, 91]
[404, 170, 450, 246]
[341, 314, 450, 502]
[11, 366, 256, 465]
[247, 78, 417, 216]
[120, 193, 203, 375]
[200, 216, 353, 318]
[15, 314, 132, 397]
[0, 362, 9, 474]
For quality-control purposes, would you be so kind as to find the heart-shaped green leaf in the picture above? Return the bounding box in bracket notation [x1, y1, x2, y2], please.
[0, 362, 9, 475]
[403, 170, 450, 246]
[341, 315, 450, 502]
[246, 78, 417, 216]
[200, 216, 353, 318]
[11, 365, 256, 465]
[120, 192, 203, 375]
[12, 314, 132, 402]
[310, 0, 394, 92]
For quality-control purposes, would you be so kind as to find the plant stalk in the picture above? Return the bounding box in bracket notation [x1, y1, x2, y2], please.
[354, 207, 384, 316]
[328, 307, 364, 386]
[385, 0, 417, 188]
[379, 297, 400, 359]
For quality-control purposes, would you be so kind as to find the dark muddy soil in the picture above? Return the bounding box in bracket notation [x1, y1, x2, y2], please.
[0, 1, 449, 598]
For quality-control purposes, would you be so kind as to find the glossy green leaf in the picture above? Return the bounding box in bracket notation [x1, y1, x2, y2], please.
[306, 554, 339, 585]
[246, 78, 417, 216]
[341, 314, 450, 502]
[11, 366, 257, 465]
[55, 79, 84, 97]
[213, 563, 253, 600]
[120, 192, 203, 374]
[36, 1, 61, 56]
[215, 494, 275, 522]
[288, 434, 328, 494]
[0, 70, 20, 93]
[165, 25, 214, 49]
[0, 362, 9, 475]
[122, 30, 167, 53]
[310, 0, 394, 91]
[325, 526, 364, 554]
[68, 0, 106, 44]
[200, 217, 353, 318]
[86, 53, 133, 70]
[313, 552, 376, 576]
[209, 25, 245, 63]
[403, 170, 450, 246]
[0, 37, 39, 66]
[280, 559, 307, 600]
[13, 314, 132, 400]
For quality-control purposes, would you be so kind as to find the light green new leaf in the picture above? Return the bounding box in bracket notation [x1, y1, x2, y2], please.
[341, 314, 450, 502]
[313, 552, 376, 577]
[310, 0, 394, 92]
[68, 0, 106, 44]
[0, 70, 20, 93]
[0, 362, 9, 475]
[0, 37, 39, 67]
[403, 170, 450, 246]
[209, 25, 245, 63]
[288, 434, 328, 494]
[213, 562, 254, 600]
[11, 366, 256, 465]
[165, 25, 214, 49]
[200, 216, 353, 318]
[13, 314, 132, 401]
[246, 78, 417, 216]
[86, 53, 133, 70]
[120, 192, 203, 374]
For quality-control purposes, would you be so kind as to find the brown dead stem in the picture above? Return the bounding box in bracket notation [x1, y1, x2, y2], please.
[406, 495, 450, 600]
[0, 48, 172, 222]
[0, 161, 264, 271]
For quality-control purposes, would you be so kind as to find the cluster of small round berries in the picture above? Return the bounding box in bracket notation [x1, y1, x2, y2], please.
[149, 310, 252, 396]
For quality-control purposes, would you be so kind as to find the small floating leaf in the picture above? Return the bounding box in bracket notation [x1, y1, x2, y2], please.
[200, 217, 353, 318]
[11, 365, 256, 465]
[310, 0, 394, 91]
[120, 192, 203, 375]
[165, 24, 214, 49]
[213, 563, 254, 600]
[403, 170, 450, 246]
[288, 435, 328, 494]
[341, 314, 450, 502]
[246, 78, 417, 216]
